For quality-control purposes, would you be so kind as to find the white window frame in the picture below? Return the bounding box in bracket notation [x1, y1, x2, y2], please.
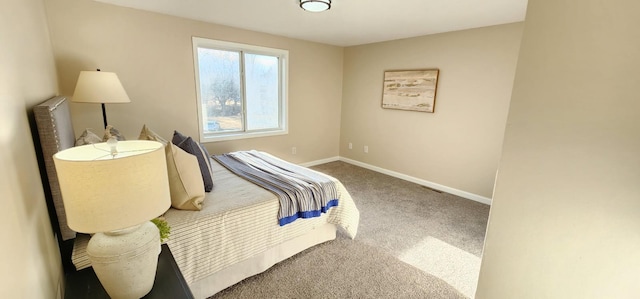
[192, 37, 288, 142]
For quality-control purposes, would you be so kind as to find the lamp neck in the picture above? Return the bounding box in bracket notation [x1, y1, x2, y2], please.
[104, 224, 143, 236]
[101, 102, 108, 129]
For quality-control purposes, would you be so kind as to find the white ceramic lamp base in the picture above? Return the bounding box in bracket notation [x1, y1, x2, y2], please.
[86, 221, 161, 299]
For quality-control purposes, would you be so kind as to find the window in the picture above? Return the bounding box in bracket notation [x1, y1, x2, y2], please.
[192, 37, 288, 142]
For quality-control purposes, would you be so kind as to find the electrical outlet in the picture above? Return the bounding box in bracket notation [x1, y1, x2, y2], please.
[348, 142, 353, 150]
[364, 145, 368, 153]
[292, 147, 297, 155]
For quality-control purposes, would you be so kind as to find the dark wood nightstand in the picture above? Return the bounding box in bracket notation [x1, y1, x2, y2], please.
[65, 244, 193, 299]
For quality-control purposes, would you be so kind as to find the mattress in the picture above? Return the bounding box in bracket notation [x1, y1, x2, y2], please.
[164, 158, 359, 284]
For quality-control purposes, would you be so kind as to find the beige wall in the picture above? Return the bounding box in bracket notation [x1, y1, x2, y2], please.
[341, 23, 523, 199]
[1, 0, 63, 298]
[476, 0, 640, 298]
[44, 0, 344, 164]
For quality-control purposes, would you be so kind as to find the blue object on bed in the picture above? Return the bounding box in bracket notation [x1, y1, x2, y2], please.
[213, 150, 339, 226]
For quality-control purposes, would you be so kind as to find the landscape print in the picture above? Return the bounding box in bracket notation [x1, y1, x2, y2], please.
[382, 69, 439, 113]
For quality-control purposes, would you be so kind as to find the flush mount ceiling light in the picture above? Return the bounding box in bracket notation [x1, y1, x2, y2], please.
[300, 0, 331, 12]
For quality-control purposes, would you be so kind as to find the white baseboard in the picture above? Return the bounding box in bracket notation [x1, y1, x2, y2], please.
[299, 155, 492, 205]
[338, 157, 492, 205]
[299, 156, 340, 167]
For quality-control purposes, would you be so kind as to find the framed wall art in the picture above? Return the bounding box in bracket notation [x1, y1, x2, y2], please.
[381, 69, 439, 113]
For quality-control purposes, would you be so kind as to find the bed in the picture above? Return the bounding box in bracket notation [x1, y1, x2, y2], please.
[34, 95, 360, 298]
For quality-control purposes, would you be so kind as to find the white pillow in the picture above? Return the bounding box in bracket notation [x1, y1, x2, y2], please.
[165, 143, 205, 210]
[139, 124, 168, 146]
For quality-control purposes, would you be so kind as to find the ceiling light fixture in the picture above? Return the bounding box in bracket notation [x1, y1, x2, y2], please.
[300, 0, 331, 12]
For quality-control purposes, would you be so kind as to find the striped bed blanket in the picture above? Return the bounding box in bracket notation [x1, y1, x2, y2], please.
[213, 150, 340, 226]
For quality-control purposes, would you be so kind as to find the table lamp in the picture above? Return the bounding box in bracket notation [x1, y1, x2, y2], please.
[53, 140, 171, 299]
[72, 69, 131, 128]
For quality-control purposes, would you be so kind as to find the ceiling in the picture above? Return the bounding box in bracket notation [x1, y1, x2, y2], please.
[95, 0, 528, 47]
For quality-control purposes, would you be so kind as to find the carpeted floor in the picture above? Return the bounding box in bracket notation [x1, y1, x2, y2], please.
[211, 161, 490, 298]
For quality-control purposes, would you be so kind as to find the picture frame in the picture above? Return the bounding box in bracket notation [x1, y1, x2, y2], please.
[381, 69, 439, 113]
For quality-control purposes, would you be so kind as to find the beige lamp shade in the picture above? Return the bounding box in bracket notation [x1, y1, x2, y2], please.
[72, 71, 131, 104]
[53, 140, 170, 233]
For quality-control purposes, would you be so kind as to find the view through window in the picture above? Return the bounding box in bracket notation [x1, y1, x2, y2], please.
[192, 37, 288, 141]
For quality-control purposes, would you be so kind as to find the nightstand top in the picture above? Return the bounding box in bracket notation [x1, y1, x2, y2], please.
[65, 244, 193, 299]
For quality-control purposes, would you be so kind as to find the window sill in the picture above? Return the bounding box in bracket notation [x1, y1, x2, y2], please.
[199, 129, 287, 143]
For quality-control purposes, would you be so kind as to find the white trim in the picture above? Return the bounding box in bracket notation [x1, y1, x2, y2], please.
[299, 156, 340, 167]
[338, 157, 492, 205]
[200, 130, 287, 143]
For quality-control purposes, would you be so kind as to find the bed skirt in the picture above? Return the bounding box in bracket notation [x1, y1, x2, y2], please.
[189, 223, 337, 299]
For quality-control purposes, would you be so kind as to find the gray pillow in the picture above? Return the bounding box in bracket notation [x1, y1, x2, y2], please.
[75, 129, 102, 146]
[172, 131, 214, 192]
[103, 125, 126, 141]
